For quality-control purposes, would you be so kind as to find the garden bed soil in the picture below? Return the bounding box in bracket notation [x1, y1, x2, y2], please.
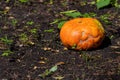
[0, 0, 120, 80]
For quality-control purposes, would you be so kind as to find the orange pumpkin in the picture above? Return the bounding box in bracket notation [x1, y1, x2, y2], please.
[60, 18, 105, 50]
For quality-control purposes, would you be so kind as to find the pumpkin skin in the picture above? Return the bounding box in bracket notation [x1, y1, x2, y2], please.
[60, 18, 105, 50]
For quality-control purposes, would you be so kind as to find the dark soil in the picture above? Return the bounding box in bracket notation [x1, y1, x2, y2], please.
[0, 0, 120, 80]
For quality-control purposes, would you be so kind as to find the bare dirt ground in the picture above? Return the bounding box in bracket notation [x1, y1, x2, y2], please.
[0, 0, 120, 80]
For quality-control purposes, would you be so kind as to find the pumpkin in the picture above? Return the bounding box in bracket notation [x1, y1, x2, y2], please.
[60, 18, 105, 50]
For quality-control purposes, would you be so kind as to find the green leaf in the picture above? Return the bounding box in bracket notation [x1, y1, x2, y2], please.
[60, 10, 82, 18]
[39, 69, 49, 79]
[39, 65, 58, 79]
[0, 36, 13, 45]
[60, 10, 77, 14]
[19, 33, 28, 42]
[19, 0, 28, 3]
[30, 28, 37, 34]
[100, 14, 110, 24]
[64, 12, 82, 18]
[71, 44, 77, 49]
[96, 0, 111, 9]
[82, 13, 92, 18]
[58, 21, 66, 29]
[26, 21, 34, 25]
[2, 50, 13, 56]
[49, 65, 58, 72]
[88, 12, 97, 17]
[44, 29, 54, 33]
[50, 19, 60, 24]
